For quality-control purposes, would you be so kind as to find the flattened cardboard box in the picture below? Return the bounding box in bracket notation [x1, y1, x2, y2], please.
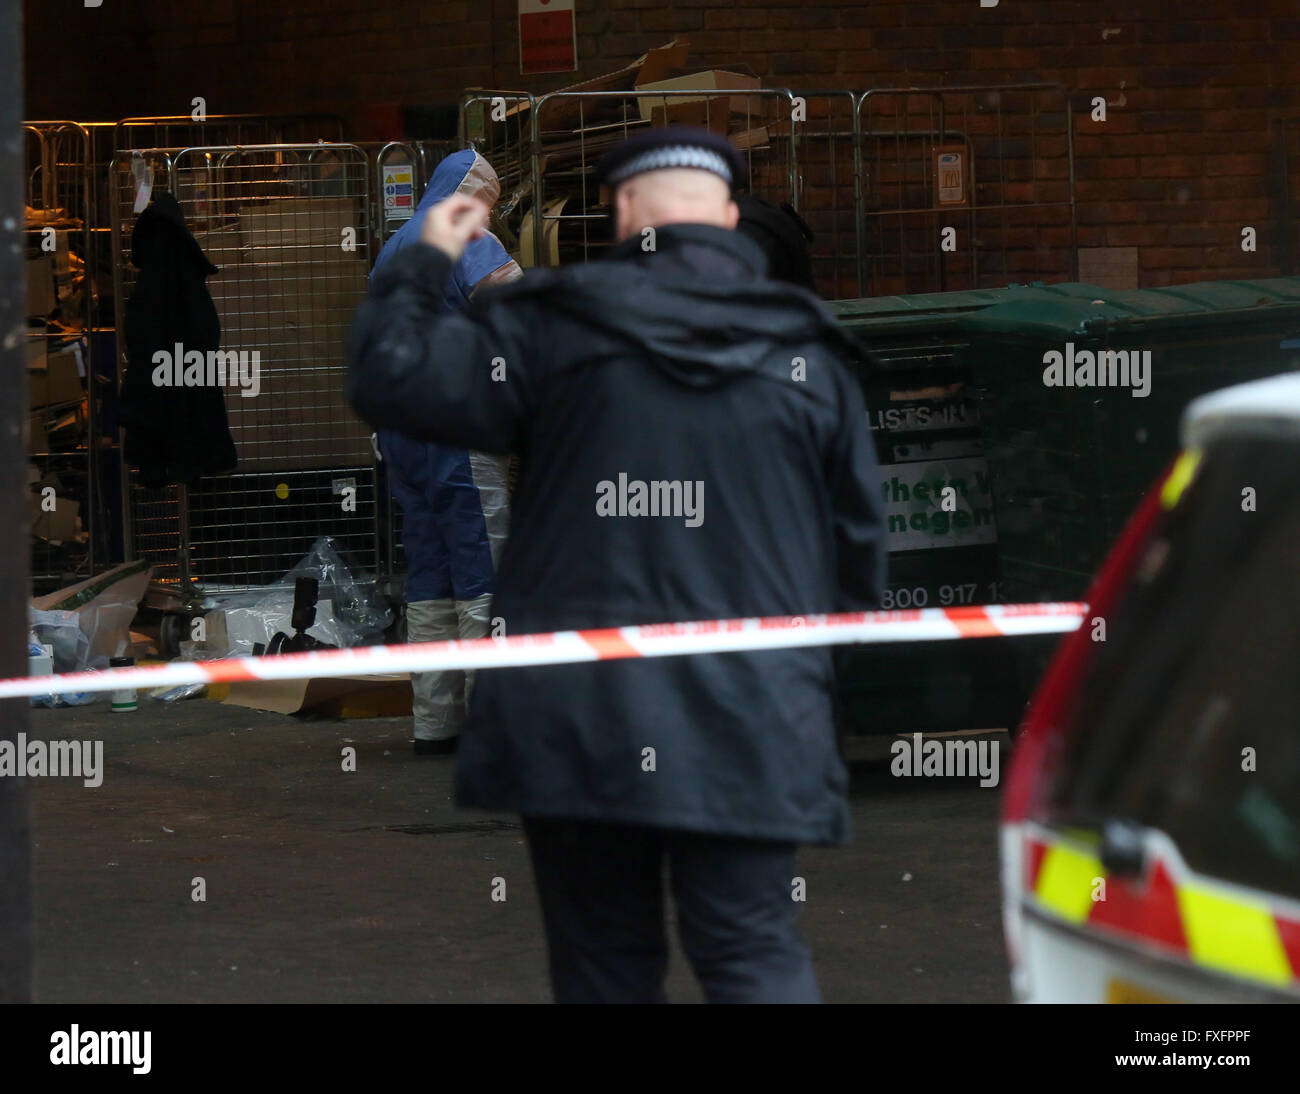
[29, 346, 82, 409]
[221, 673, 412, 716]
[28, 415, 47, 455]
[26, 255, 56, 316]
[636, 69, 763, 122]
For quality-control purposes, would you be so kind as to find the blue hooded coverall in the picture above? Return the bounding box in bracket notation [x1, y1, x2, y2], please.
[370, 150, 516, 741]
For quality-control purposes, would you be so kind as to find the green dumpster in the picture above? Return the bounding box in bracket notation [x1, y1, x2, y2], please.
[828, 289, 1023, 735]
[961, 276, 1300, 604]
[828, 275, 1300, 734]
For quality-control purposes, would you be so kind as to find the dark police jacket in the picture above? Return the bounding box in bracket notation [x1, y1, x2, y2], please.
[349, 223, 885, 844]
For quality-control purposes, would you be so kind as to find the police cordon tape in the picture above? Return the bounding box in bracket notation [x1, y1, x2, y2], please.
[2, 602, 1087, 701]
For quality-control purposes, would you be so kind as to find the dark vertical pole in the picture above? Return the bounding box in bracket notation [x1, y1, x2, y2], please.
[1271, 119, 1296, 278]
[0, 0, 33, 1004]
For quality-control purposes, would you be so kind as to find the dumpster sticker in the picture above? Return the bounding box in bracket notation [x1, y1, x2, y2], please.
[879, 456, 997, 551]
[867, 397, 980, 434]
[382, 164, 415, 223]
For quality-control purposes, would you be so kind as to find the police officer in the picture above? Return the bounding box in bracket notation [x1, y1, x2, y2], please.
[350, 127, 886, 1003]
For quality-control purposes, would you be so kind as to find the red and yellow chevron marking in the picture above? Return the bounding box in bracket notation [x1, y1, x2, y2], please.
[1024, 828, 1300, 991]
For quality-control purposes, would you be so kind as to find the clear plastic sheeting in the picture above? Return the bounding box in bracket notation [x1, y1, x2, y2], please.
[27, 626, 94, 707]
[29, 608, 92, 673]
[202, 537, 393, 658]
[149, 641, 232, 701]
[274, 536, 393, 644]
[31, 559, 153, 668]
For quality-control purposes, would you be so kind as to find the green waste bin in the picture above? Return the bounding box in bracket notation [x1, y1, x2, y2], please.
[961, 276, 1300, 604]
[828, 276, 1300, 734]
[828, 290, 1023, 734]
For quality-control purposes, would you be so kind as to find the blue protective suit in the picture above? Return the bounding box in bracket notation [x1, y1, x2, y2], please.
[371, 150, 514, 602]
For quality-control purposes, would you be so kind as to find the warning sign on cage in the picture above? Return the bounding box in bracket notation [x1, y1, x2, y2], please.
[382, 164, 415, 223]
[519, 0, 577, 75]
[935, 146, 967, 206]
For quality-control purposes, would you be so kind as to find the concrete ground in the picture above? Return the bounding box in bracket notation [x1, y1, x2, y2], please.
[28, 697, 1010, 1003]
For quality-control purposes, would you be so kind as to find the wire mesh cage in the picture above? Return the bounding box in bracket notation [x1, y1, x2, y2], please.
[92, 89, 1077, 612]
[372, 141, 420, 247]
[18, 115, 351, 598]
[460, 87, 797, 271]
[775, 91, 863, 299]
[856, 83, 1077, 296]
[370, 138, 463, 247]
[22, 120, 102, 590]
[458, 82, 1077, 299]
[110, 142, 378, 596]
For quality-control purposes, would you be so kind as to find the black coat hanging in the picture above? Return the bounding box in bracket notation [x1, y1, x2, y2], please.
[121, 192, 238, 488]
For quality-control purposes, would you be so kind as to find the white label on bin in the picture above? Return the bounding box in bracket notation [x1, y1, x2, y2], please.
[880, 456, 998, 551]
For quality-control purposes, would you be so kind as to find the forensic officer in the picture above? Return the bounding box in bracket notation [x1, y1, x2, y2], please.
[350, 127, 886, 1002]
[370, 150, 520, 755]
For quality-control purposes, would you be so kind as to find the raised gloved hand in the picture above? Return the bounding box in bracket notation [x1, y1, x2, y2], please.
[420, 194, 491, 262]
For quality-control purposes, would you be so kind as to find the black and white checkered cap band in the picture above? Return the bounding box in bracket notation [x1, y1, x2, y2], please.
[605, 145, 733, 187]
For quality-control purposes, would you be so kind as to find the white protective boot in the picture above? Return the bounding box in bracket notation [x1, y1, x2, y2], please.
[406, 598, 463, 751]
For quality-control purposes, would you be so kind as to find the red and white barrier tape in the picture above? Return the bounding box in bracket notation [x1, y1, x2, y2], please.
[5, 602, 1086, 701]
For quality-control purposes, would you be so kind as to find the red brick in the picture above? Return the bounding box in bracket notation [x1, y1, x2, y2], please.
[1077, 109, 1139, 133]
[1076, 134, 1168, 157]
[839, 6, 909, 28]
[769, 8, 839, 29]
[1180, 131, 1272, 154]
[970, 47, 1041, 70]
[1078, 202, 1143, 225]
[641, 9, 704, 31]
[701, 8, 769, 30]
[1004, 23, 1074, 47]
[1075, 157, 1139, 180]
[681, 30, 742, 55]
[1202, 177, 1271, 199]
[1140, 248, 1211, 268]
[1139, 155, 1203, 178]
[1204, 153, 1269, 177]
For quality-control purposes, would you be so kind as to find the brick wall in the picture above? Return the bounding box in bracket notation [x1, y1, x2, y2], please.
[24, 0, 1300, 291]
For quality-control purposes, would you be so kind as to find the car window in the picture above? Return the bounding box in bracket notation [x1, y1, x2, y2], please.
[1046, 435, 1300, 900]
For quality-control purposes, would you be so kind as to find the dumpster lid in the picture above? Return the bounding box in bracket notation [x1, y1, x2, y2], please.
[957, 276, 1300, 339]
[828, 287, 1013, 322]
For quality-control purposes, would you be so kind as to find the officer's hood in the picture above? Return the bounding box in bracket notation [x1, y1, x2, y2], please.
[533, 222, 856, 388]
